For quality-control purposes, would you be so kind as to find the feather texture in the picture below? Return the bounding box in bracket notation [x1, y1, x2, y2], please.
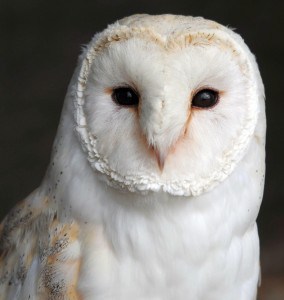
[0, 14, 265, 299]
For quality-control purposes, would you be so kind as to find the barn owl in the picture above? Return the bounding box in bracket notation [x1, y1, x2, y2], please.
[0, 14, 265, 300]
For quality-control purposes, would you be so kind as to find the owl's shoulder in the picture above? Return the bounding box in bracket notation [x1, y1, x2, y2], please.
[0, 192, 82, 299]
[0, 191, 48, 255]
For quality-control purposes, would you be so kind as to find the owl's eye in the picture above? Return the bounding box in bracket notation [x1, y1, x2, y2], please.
[192, 89, 219, 108]
[112, 87, 139, 106]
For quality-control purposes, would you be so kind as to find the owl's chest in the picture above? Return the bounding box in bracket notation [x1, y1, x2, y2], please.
[77, 219, 259, 300]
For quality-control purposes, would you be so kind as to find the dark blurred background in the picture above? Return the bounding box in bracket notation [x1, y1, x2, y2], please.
[1, 0, 283, 298]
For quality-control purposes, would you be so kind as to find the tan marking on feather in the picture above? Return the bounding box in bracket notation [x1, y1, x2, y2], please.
[96, 27, 236, 58]
[66, 257, 83, 300]
[0, 194, 83, 299]
[87, 26, 249, 101]
[0, 195, 51, 298]
[41, 220, 82, 299]
[104, 87, 113, 95]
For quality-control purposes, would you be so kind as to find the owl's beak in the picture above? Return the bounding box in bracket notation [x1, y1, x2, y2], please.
[141, 96, 190, 172]
[154, 148, 167, 171]
[151, 124, 188, 171]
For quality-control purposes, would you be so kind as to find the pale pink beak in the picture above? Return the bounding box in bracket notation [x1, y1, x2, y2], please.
[154, 148, 168, 171]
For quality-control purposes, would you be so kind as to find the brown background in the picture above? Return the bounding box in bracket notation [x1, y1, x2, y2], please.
[1, 0, 283, 298]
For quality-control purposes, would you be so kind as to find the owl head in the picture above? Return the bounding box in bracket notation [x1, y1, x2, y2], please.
[55, 14, 265, 198]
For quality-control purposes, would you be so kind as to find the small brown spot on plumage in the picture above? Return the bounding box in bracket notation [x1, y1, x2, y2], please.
[39, 220, 81, 299]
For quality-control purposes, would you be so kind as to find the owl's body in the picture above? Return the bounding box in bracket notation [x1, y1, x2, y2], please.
[0, 14, 265, 300]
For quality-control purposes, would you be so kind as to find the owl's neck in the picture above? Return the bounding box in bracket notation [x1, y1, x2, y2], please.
[45, 146, 215, 260]
[54, 161, 240, 264]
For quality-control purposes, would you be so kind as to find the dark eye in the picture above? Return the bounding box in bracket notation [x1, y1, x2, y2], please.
[192, 89, 219, 108]
[112, 87, 139, 106]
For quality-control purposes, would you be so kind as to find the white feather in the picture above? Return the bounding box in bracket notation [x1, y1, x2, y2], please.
[0, 14, 265, 300]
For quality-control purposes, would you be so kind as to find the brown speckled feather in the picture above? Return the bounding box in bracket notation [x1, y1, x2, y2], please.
[0, 192, 82, 299]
